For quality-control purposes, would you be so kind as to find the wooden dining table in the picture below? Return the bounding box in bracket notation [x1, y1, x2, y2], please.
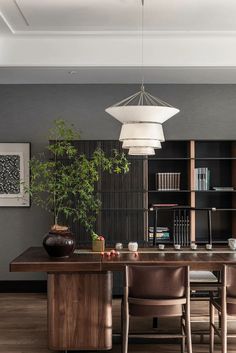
[10, 246, 236, 351]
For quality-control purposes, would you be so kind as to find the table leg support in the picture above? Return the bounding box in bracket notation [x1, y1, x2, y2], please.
[48, 271, 112, 351]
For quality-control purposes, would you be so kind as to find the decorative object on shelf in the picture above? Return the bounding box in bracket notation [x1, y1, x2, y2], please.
[173, 209, 190, 247]
[0, 143, 30, 207]
[24, 120, 129, 258]
[128, 242, 138, 252]
[105, 0, 179, 156]
[156, 172, 181, 190]
[91, 234, 105, 252]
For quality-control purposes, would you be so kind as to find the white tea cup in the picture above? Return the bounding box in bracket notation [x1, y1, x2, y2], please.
[228, 238, 236, 250]
[174, 244, 181, 250]
[115, 243, 123, 250]
[191, 243, 197, 250]
[158, 244, 165, 250]
[206, 244, 212, 250]
[128, 242, 138, 252]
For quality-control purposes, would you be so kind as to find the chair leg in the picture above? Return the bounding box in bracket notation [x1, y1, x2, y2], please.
[181, 316, 185, 353]
[122, 302, 129, 353]
[209, 301, 215, 353]
[185, 303, 192, 353]
[221, 310, 227, 353]
[219, 312, 222, 329]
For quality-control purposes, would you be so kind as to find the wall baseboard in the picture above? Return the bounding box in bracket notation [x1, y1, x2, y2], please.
[0, 280, 47, 293]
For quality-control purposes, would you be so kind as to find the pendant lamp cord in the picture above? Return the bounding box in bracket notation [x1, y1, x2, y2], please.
[141, 0, 144, 89]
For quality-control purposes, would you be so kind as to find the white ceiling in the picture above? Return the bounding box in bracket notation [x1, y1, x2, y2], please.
[1, 0, 236, 33]
[0, 0, 236, 83]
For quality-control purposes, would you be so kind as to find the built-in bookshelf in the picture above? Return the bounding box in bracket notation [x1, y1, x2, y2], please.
[64, 140, 236, 246]
[146, 140, 236, 244]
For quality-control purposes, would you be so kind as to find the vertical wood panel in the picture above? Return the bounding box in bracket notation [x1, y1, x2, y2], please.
[232, 142, 236, 237]
[71, 141, 145, 245]
[48, 272, 112, 350]
[190, 140, 196, 242]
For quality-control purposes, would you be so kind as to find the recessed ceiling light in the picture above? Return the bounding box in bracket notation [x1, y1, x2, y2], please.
[68, 71, 78, 75]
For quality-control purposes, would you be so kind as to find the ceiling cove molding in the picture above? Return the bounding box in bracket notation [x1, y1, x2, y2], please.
[1, 35, 236, 67]
[0, 12, 15, 33]
[13, 0, 29, 27]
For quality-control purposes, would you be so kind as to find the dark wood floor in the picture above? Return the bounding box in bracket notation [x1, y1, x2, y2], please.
[1, 294, 236, 352]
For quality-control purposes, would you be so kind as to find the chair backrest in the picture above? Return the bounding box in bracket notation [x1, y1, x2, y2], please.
[125, 265, 189, 299]
[225, 265, 236, 297]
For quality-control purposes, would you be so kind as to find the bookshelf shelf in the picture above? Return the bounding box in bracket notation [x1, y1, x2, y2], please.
[149, 158, 191, 161]
[148, 190, 191, 193]
[194, 157, 236, 160]
[194, 190, 236, 193]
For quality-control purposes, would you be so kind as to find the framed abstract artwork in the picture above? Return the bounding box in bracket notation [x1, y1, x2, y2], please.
[0, 143, 30, 207]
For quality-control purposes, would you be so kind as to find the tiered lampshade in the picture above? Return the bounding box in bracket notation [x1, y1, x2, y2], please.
[122, 140, 162, 149]
[105, 85, 179, 155]
[119, 123, 165, 142]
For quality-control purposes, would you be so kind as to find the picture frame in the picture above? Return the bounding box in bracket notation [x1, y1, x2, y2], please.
[0, 143, 30, 207]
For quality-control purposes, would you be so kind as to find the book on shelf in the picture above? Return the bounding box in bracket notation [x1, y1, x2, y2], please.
[212, 186, 235, 191]
[148, 226, 170, 241]
[194, 167, 210, 190]
[151, 203, 178, 208]
[156, 172, 181, 191]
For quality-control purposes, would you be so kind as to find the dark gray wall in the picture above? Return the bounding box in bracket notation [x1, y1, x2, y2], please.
[1, 84, 236, 280]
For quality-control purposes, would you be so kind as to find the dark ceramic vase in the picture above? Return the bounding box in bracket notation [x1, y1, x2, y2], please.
[43, 229, 76, 258]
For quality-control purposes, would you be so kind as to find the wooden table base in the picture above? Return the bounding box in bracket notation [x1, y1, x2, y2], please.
[48, 271, 112, 351]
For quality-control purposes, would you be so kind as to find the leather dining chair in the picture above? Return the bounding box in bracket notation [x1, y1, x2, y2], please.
[122, 265, 192, 353]
[210, 265, 236, 353]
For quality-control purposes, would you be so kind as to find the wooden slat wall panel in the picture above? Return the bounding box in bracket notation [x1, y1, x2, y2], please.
[65, 141, 145, 245]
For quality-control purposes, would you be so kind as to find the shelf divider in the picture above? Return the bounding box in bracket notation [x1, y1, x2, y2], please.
[190, 140, 196, 243]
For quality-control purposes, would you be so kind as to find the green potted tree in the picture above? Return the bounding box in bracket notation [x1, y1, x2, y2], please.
[26, 120, 129, 258]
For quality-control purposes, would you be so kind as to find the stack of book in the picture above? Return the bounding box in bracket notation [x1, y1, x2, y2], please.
[148, 226, 170, 243]
[173, 211, 190, 246]
[194, 167, 210, 190]
[156, 172, 181, 190]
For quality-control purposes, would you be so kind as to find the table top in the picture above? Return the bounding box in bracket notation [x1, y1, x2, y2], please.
[10, 247, 236, 272]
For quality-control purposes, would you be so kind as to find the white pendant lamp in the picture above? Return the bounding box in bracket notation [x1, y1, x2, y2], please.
[105, 0, 180, 156]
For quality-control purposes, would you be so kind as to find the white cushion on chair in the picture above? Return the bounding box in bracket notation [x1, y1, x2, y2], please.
[190, 271, 218, 283]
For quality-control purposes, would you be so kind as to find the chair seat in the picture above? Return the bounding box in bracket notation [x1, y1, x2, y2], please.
[190, 271, 218, 283]
[129, 303, 183, 317]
